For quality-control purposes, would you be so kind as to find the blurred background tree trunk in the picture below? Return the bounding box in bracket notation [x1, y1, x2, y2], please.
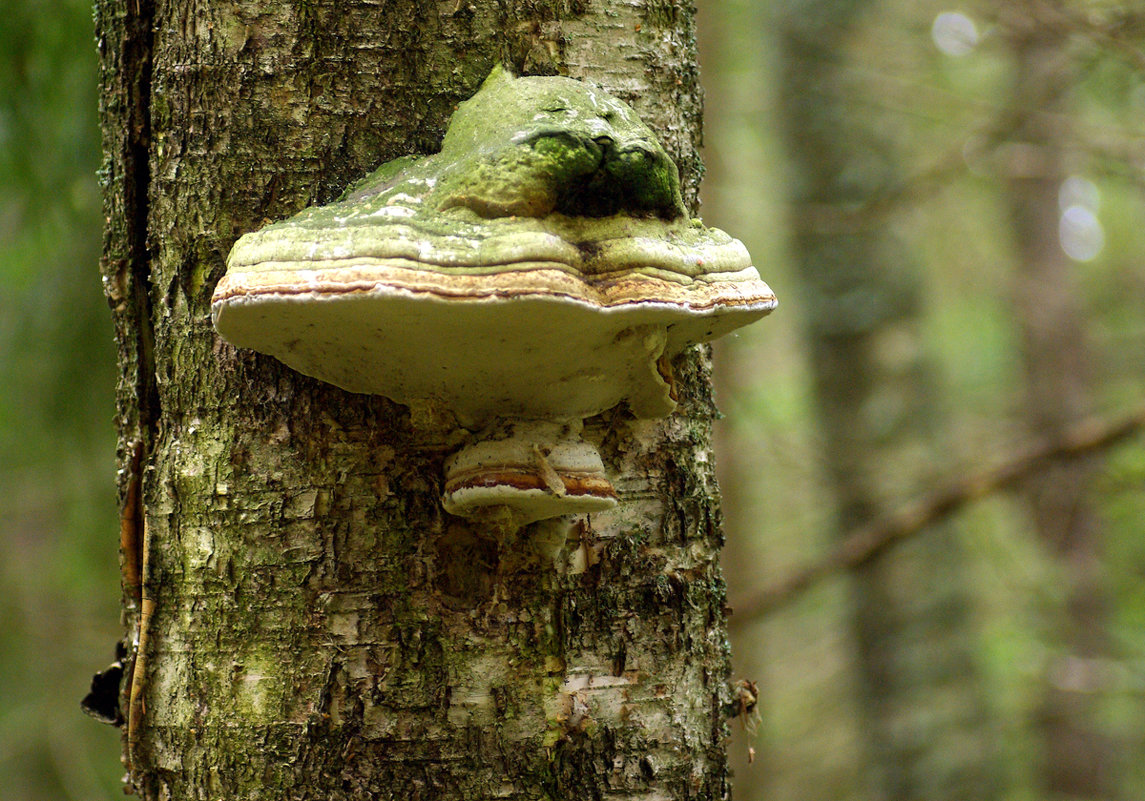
[95, 1, 734, 798]
[698, 2, 780, 794]
[1002, 4, 1116, 797]
[770, 2, 1000, 799]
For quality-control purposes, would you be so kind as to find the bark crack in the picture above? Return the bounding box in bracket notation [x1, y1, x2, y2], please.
[125, 0, 159, 437]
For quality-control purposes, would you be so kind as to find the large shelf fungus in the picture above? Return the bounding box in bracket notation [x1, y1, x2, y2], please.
[212, 66, 776, 529]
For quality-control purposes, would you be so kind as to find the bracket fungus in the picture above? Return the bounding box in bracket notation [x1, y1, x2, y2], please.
[212, 66, 777, 529]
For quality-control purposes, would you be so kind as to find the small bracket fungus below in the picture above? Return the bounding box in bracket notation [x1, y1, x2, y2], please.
[212, 66, 777, 529]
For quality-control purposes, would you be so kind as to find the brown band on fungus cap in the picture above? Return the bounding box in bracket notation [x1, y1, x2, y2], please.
[213, 259, 773, 313]
[441, 421, 618, 527]
[443, 469, 618, 500]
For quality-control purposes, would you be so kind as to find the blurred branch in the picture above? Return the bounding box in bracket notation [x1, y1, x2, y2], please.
[731, 402, 1145, 624]
[1068, 7, 1145, 72]
[998, 0, 1145, 70]
[793, 4, 1145, 235]
[794, 99, 1065, 235]
[797, 148, 969, 235]
[795, 116, 1144, 235]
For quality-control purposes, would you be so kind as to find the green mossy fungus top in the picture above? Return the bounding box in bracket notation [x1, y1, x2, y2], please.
[222, 66, 766, 282]
[419, 63, 684, 220]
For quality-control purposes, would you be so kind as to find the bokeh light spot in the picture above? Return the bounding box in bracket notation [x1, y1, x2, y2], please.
[1060, 205, 1105, 262]
[932, 12, 979, 56]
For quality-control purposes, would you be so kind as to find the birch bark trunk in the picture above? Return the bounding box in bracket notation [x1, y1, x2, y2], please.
[96, 2, 734, 798]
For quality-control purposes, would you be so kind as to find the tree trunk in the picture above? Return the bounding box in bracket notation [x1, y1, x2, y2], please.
[775, 2, 999, 799]
[1002, 5, 1115, 797]
[96, 2, 734, 798]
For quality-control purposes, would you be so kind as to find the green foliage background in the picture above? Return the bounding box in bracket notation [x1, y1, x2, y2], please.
[1, 0, 123, 798]
[1, 1, 1142, 799]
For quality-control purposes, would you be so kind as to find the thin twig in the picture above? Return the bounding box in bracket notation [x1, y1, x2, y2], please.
[731, 403, 1145, 625]
[1068, 7, 1145, 73]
